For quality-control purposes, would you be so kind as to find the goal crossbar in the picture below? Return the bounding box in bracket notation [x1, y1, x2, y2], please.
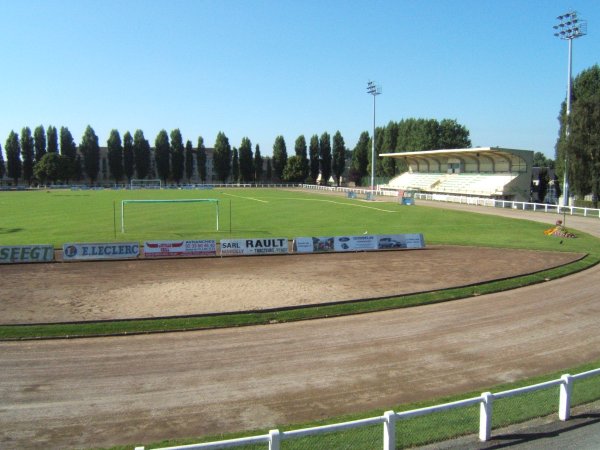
[121, 199, 219, 233]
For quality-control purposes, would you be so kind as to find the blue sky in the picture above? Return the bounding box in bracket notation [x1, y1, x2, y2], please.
[1, 0, 598, 158]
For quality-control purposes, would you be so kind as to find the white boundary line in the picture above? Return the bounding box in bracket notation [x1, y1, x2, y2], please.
[281, 198, 397, 213]
[219, 192, 269, 203]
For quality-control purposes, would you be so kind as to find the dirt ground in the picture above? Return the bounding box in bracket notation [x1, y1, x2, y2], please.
[1, 203, 600, 450]
[0, 246, 582, 324]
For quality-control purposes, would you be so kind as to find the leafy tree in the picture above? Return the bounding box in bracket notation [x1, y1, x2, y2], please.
[169, 129, 184, 184]
[380, 121, 398, 177]
[133, 130, 151, 179]
[265, 157, 272, 182]
[319, 132, 332, 185]
[47, 126, 58, 153]
[294, 135, 309, 182]
[438, 118, 471, 149]
[123, 131, 134, 183]
[107, 129, 124, 183]
[232, 147, 240, 183]
[197, 136, 207, 182]
[332, 131, 346, 186]
[254, 144, 263, 182]
[154, 130, 171, 184]
[5, 131, 22, 184]
[272, 135, 287, 181]
[533, 152, 554, 168]
[74, 155, 83, 181]
[0, 144, 5, 180]
[568, 92, 600, 206]
[213, 131, 232, 182]
[555, 65, 600, 205]
[351, 131, 370, 185]
[282, 155, 305, 182]
[79, 125, 100, 184]
[185, 140, 194, 182]
[34, 125, 46, 162]
[309, 134, 319, 183]
[59, 127, 78, 183]
[238, 137, 254, 182]
[20, 127, 35, 184]
[34, 152, 61, 185]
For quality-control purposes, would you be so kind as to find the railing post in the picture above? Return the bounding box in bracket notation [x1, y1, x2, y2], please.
[383, 410, 396, 450]
[269, 429, 281, 450]
[559, 374, 573, 421]
[479, 392, 493, 441]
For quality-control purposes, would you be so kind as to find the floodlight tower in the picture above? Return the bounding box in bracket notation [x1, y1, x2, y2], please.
[553, 11, 587, 207]
[367, 81, 381, 192]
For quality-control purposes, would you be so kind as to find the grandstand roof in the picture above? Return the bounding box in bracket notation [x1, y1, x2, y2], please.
[380, 147, 531, 162]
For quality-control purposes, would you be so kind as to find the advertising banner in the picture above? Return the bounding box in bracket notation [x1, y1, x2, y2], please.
[334, 235, 378, 252]
[292, 237, 315, 253]
[144, 240, 217, 258]
[377, 234, 425, 250]
[0, 245, 54, 264]
[62, 242, 140, 261]
[220, 238, 288, 256]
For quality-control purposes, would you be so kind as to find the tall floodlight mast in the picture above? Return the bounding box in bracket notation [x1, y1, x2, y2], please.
[553, 11, 587, 207]
[367, 81, 381, 192]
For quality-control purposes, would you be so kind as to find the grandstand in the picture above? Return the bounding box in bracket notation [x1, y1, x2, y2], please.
[380, 147, 533, 202]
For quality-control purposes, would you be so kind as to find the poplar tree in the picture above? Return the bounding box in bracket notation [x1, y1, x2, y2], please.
[170, 129, 184, 184]
[5, 131, 22, 184]
[20, 127, 35, 184]
[47, 126, 58, 153]
[107, 129, 124, 183]
[154, 130, 171, 184]
[319, 132, 332, 185]
[185, 140, 194, 182]
[60, 127, 77, 183]
[253, 144, 263, 182]
[232, 147, 240, 183]
[238, 137, 254, 182]
[123, 131, 134, 183]
[133, 130, 151, 180]
[213, 131, 231, 182]
[34, 125, 46, 162]
[79, 125, 100, 184]
[272, 135, 287, 181]
[294, 135, 309, 182]
[197, 136, 207, 182]
[332, 131, 346, 186]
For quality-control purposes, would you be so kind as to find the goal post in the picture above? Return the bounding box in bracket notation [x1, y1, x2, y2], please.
[121, 199, 219, 233]
[130, 179, 162, 189]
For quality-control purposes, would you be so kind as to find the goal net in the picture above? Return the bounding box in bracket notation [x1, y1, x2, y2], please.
[130, 179, 162, 189]
[121, 199, 219, 233]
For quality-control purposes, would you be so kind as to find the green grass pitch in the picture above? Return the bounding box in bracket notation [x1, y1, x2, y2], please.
[0, 187, 595, 256]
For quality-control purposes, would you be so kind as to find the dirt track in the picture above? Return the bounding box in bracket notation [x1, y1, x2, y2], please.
[1, 201, 600, 449]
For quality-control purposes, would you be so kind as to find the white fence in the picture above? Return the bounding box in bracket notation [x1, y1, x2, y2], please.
[135, 368, 600, 450]
[301, 184, 600, 219]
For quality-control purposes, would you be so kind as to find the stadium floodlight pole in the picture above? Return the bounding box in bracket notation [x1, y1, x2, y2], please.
[553, 10, 587, 207]
[367, 81, 381, 193]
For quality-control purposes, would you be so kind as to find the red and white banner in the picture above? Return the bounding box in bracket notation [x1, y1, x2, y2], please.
[143, 240, 217, 258]
[220, 238, 288, 256]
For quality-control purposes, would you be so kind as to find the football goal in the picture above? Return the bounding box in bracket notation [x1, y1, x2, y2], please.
[121, 199, 219, 233]
[130, 179, 162, 189]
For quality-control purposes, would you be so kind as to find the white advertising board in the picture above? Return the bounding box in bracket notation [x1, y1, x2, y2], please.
[377, 234, 425, 249]
[220, 238, 288, 256]
[0, 245, 54, 264]
[334, 235, 378, 252]
[62, 242, 140, 261]
[144, 240, 217, 258]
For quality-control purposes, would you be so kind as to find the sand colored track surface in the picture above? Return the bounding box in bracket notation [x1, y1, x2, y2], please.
[0, 246, 582, 324]
[1, 200, 600, 449]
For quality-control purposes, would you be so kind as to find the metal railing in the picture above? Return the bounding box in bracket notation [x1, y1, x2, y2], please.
[134, 368, 600, 450]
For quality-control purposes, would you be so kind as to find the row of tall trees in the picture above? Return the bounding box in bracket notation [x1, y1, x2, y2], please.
[555, 64, 600, 207]
[2, 117, 472, 187]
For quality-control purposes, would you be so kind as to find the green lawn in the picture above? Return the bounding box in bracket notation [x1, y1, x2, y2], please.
[0, 187, 593, 255]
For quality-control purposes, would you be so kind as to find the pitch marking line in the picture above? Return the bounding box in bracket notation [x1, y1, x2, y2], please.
[282, 198, 397, 213]
[219, 192, 269, 203]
